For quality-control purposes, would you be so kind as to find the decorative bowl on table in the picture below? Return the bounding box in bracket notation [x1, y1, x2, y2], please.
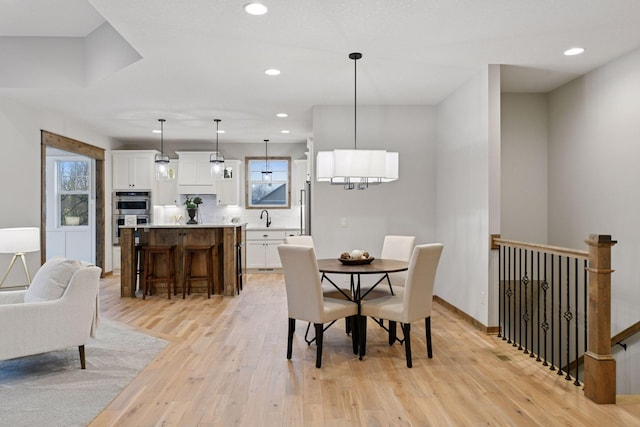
[339, 257, 375, 265]
[338, 249, 374, 265]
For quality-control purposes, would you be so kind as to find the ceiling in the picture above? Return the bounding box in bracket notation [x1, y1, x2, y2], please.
[2, 0, 640, 146]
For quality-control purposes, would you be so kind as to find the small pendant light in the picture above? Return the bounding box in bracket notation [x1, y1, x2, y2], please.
[210, 118, 225, 177]
[261, 139, 272, 181]
[155, 119, 172, 181]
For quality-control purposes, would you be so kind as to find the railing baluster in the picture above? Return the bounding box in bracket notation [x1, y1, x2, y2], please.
[574, 258, 580, 386]
[536, 251, 541, 361]
[542, 253, 549, 367]
[565, 256, 572, 381]
[498, 245, 503, 339]
[518, 248, 523, 350]
[523, 249, 529, 354]
[557, 255, 564, 376]
[583, 259, 588, 373]
[507, 247, 513, 344]
[530, 249, 535, 358]
[550, 255, 556, 371]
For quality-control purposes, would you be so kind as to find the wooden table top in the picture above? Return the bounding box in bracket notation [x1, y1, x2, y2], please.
[316, 258, 408, 275]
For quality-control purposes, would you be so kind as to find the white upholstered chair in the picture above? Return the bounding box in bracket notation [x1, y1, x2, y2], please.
[381, 235, 416, 289]
[278, 244, 358, 368]
[0, 257, 101, 369]
[360, 235, 416, 298]
[284, 235, 315, 247]
[360, 243, 443, 367]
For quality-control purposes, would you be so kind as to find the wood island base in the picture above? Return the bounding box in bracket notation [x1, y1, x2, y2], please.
[120, 224, 245, 297]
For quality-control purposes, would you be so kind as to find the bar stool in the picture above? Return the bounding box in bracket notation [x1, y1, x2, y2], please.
[142, 246, 176, 299]
[183, 245, 215, 299]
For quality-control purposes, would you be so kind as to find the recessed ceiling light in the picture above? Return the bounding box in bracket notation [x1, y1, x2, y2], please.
[244, 3, 268, 15]
[280, 130, 290, 134]
[264, 68, 280, 76]
[564, 47, 585, 56]
[152, 129, 162, 133]
[276, 113, 288, 118]
[216, 130, 225, 134]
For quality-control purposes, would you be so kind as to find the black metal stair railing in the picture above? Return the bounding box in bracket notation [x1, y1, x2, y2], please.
[495, 239, 589, 386]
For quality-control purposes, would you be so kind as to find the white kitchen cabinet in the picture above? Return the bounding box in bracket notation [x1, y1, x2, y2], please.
[216, 160, 241, 206]
[112, 246, 121, 271]
[112, 150, 158, 190]
[155, 159, 178, 205]
[246, 229, 300, 271]
[246, 229, 286, 270]
[176, 151, 216, 194]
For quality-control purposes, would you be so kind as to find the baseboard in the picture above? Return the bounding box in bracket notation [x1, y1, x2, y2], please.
[433, 295, 500, 334]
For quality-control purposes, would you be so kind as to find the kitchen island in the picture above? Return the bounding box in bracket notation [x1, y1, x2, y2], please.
[119, 223, 245, 297]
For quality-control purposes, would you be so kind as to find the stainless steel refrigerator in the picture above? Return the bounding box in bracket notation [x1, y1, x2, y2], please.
[299, 180, 311, 235]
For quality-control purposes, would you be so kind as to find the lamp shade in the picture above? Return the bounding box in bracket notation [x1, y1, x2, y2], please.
[0, 227, 40, 253]
[316, 149, 399, 184]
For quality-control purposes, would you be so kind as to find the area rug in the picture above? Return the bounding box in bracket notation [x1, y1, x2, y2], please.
[0, 320, 167, 427]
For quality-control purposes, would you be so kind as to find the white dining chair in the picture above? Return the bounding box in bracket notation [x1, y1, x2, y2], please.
[359, 243, 443, 368]
[361, 235, 416, 298]
[278, 244, 359, 368]
[381, 235, 416, 289]
[284, 235, 315, 247]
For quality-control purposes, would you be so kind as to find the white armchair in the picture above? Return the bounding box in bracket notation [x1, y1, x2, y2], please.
[0, 258, 101, 369]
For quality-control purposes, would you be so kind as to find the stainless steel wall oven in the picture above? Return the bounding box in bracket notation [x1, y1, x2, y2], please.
[113, 191, 151, 215]
[113, 215, 150, 245]
[113, 191, 151, 245]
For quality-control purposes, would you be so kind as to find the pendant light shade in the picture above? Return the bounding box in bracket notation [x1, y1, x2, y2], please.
[210, 118, 225, 178]
[155, 119, 172, 181]
[262, 139, 272, 181]
[316, 52, 398, 190]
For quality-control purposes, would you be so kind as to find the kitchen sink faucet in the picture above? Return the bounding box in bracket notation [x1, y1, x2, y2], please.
[260, 209, 271, 228]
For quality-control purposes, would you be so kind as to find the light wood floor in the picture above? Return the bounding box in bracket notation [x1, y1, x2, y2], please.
[90, 274, 640, 426]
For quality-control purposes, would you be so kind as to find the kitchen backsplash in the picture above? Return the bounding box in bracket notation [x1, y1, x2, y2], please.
[153, 193, 301, 229]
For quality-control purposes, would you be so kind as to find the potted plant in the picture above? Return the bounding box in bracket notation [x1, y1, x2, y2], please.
[184, 195, 203, 224]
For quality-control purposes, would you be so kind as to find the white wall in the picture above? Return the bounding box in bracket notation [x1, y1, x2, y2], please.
[547, 47, 640, 394]
[312, 106, 437, 259]
[435, 69, 493, 326]
[0, 95, 116, 279]
[501, 93, 548, 242]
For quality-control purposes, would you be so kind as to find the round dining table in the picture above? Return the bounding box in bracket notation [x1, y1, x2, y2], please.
[316, 258, 408, 302]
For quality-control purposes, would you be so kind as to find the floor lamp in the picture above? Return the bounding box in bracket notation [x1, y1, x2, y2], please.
[0, 227, 40, 288]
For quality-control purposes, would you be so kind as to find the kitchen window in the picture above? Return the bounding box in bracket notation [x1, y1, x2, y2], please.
[57, 160, 90, 226]
[245, 157, 291, 209]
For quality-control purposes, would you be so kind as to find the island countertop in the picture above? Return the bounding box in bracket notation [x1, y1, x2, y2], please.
[119, 224, 245, 298]
[120, 223, 246, 229]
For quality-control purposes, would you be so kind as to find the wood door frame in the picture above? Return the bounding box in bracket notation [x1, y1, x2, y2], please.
[41, 130, 106, 276]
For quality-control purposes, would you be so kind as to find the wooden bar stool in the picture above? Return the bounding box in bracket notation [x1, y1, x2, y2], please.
[142, 246, 176, 299]
[183, 245, 215, 299]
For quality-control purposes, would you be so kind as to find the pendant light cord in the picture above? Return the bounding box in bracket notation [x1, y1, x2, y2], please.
[348, 52, 362, 150]
[215, 119, 220, 161]
[159, 118, 165, 155]
[354, 54, 357, 150]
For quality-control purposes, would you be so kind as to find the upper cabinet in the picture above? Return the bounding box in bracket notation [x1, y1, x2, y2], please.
[112, 150, 158, 190]
[216, 160, 241, 206]
[176, 152, 216, 194]
[155, 159, 179, 205]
